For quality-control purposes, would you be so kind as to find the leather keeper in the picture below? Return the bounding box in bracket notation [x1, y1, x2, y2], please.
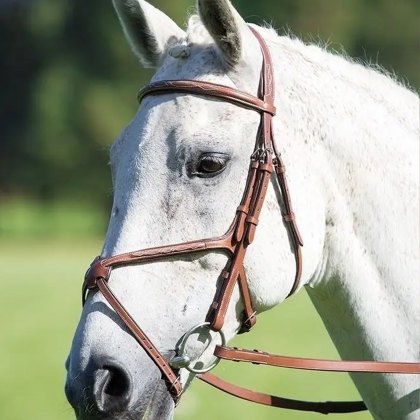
[258, 163, 273, 173]
[275, 164, 286, 174]
[282, 212, 295, 223]
[236, 205, 248, 214]
[84, 257, 111, 289]
[246, 215, 259, 226]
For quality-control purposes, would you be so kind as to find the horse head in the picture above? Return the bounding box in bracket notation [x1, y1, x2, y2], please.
[66, 1, 420, 419]
[65, 1, 326, 418]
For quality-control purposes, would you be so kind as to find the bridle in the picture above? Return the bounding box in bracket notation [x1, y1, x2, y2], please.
[82, 27, 420, 414]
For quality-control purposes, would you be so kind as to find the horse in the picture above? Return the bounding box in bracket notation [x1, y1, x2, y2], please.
[65, 1, 420, 419]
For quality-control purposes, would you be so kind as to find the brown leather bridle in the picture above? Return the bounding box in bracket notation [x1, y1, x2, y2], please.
[82, 27, 420, 414]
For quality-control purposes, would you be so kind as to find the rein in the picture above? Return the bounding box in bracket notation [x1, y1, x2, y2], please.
[82, 27, 420, 413]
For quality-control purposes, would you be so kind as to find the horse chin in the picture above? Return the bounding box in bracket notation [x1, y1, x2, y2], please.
[141, 381, 175, 420]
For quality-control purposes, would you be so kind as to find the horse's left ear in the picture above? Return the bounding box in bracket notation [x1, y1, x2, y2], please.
[112, 0, 185, 68]
[198, 0, 260, 69]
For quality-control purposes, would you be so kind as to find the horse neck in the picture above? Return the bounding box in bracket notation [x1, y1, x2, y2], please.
[268, 33, 420, 417]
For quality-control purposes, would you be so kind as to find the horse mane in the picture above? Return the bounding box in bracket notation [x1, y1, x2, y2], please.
[175, 14, 418, 133]
[261, 25, 415, 93]
[181, 14, 417, 101]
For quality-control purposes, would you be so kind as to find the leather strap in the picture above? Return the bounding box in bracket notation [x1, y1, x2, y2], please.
[195, 346, 419, 413]
[138, 80, 276, 115]
[206, 26, 302, 332]
[214, 346, 420, 374]
[95, 277, 183, 401]
[198, 372, 367, 414]
[273, 154, 304, 296]
[237, 267, 257, 331]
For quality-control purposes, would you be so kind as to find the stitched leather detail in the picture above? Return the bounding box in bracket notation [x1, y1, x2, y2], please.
[214, 346, 420, 374]
[138, 81, 276, 116]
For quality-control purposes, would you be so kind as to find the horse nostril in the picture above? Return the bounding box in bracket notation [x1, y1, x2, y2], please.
[94, 364, 132, 412]
[104, 365, 130, 397]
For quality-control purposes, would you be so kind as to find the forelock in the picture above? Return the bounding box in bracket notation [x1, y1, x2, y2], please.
[185, 15, 214, 45]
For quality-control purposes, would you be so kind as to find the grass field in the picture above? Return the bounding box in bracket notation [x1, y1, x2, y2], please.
[0, 236, 372, 420]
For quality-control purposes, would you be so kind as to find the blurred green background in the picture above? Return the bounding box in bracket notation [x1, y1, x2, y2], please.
[0, 0, 418, 419]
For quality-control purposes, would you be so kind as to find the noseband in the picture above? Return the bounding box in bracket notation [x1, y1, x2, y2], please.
[82, 28, 420, 413]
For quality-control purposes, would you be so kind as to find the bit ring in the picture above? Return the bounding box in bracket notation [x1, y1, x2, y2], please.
[171, 322, 226, 374]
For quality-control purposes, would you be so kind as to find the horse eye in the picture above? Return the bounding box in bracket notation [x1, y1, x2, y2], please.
[197, 154, 229, 177]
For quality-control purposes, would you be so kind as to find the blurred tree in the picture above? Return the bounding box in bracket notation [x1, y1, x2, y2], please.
[0, 0, 418, 205]
[0, 3, 44, 196]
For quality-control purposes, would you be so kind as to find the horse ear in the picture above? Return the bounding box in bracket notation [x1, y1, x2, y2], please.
[197, 0, 258, 68]
[112, 0, 185, 68]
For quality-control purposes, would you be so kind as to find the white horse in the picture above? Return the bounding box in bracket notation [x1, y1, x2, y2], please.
[65, 1, 419, 419]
